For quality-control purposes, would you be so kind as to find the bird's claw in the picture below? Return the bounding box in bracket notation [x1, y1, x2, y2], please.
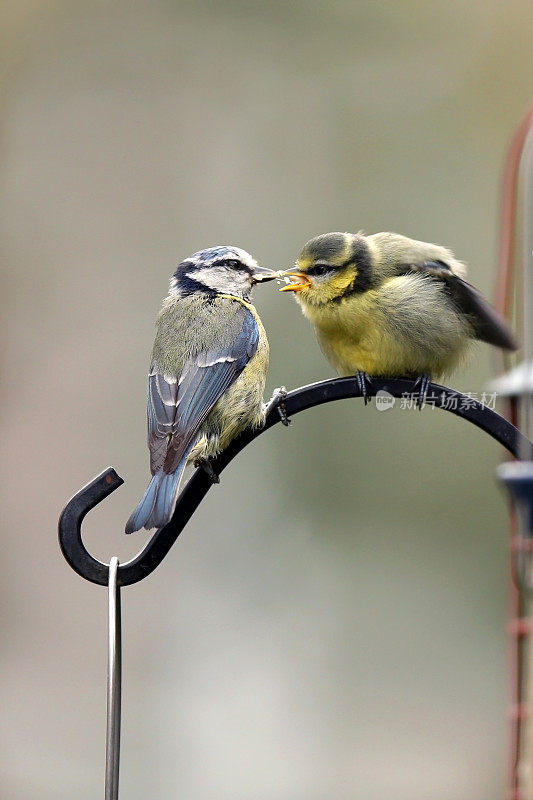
[413, 374, 431, 410]
[266, 386, 291, 426]
[196, 458, 220, 484]
[355, 371, 373, 405]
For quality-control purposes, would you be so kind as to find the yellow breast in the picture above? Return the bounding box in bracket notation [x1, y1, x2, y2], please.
[296, 279, 470, 379]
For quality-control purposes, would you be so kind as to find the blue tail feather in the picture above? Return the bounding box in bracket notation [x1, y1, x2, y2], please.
[125, 460, 187, 534]
[125, 473, 159, 534]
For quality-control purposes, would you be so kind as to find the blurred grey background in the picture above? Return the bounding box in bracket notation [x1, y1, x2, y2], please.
[1, 1, 532, 798]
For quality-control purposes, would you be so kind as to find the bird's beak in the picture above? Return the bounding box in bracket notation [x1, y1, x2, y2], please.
[279, 269, 312, 292]
[251, 266, 279, 283]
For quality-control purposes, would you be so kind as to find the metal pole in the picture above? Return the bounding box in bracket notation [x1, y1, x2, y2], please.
[520, 127, 533, 447]
[105, 556, 122, 800]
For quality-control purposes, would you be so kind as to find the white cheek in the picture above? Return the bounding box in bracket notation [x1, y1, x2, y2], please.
[189, 267, 251, 294]
[191, 266, 227, 290]
[234, 272, 251, 291]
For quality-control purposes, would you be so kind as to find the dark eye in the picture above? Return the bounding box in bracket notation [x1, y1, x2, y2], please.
[307, 264, 329, 277]
[219, 258, 246, 270]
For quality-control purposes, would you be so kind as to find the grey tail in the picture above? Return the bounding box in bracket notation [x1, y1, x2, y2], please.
[125, 460, 187, 534]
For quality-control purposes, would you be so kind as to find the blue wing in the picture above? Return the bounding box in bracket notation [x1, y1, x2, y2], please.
[147, 305, 259, 475]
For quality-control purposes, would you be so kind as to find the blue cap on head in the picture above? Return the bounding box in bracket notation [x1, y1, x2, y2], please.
[169, 246, 266, 297]
[174, 246, 258, 276]
[190, 246, 234, 263]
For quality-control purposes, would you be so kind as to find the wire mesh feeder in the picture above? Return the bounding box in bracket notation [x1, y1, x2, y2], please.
[492, 102, 533, 800]
[58, 376, 530, 799]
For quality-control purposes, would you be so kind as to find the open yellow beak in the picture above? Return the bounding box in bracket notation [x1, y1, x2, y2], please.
[279, 270, 312, 292]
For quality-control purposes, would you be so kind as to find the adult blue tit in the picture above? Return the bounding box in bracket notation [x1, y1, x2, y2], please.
[281, 231, 517, 397]
[126, 246, 281, 534]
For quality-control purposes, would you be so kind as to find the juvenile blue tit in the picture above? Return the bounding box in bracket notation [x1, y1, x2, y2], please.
[126, 246, 279, 534]
[281, 231, 517, 395]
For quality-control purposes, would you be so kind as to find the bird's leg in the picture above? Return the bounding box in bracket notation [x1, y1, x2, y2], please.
[355, 371, 373, 405]
[195, 458, 220, 484]
[413, 374, 431, 410]
[265, 386, 291, 426]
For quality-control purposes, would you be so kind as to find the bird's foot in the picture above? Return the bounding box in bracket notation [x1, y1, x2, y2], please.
[355, 371, 373, 405]
[195, 458, 220, 484]
[265, 386, 291, 426]
[413, 374, 431, 410]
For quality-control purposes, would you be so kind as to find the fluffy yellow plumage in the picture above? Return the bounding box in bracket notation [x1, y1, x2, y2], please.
[281, 231, 517, 382]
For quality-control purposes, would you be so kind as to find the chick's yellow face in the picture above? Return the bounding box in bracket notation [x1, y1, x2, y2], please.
[281, 232, 371, 305]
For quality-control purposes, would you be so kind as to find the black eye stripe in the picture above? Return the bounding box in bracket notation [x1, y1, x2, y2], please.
[216, 258, 248, 270]
[299, 235, 376, 301]
[306, 264, 331, 277]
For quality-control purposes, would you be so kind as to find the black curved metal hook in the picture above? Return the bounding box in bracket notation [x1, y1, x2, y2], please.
[58, 377, 533, 587]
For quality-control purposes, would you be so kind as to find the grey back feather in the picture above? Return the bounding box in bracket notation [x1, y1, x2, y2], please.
[148, 300, 259, 475]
